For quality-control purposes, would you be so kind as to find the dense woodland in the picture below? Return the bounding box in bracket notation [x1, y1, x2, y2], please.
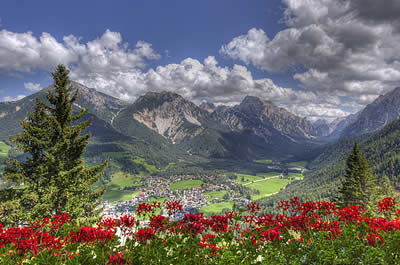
[259, 118, 400, 214]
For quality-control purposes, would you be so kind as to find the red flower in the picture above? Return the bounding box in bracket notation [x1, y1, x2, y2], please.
[261, 228, 281, 241]
[98, 217, 119, 230]
[150, 215, 168, 231]
[164, 201, 183, 216]
[107, 252, 128, 265]
[50, 212, 70, 230]
[209, 215, 229, 234]
[120, 215, 136, 228]
[378, 197, 397, 213]
[136, 203, 153, 216]
[366, 234, 383, 246]
[69, 227, 115, 244]
[247, 202, 261, 214]
[136, 228, 155, 242]
[338, 205, 362, 223]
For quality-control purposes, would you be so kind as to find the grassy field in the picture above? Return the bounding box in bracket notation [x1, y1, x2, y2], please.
[133, 157, 176, 175]
[108, 171, 142, 187]
[247, 178, 290, 200]
[256, 172, 281, 177]
[235, 172, 281, 184]
[102, 188, 141, 202]
[147, 197, 168, 204]
[204, 190, 229, 202]
[169, 180, 204, 191]
[0, 141, 10, 158]
[201, 201, 234, 215]
[235, 174, 264, 184]
[133, 157, 160, 175]
[254, 159, 273, 164]
[287, 161, 308, 168]
[287, 173, 304, 180]
[100, 171, 143, 201]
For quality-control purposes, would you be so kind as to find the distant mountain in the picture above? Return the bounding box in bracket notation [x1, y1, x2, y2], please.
[0, 82, 181, 172]
[199, 102, 217, 113]
[0, 82, 324, 169]
[328, 113, 360, 139]
[121, 91, 222, 143]
[341, 87, 400, 137]
[0, 81, 128, 141]
[312, 119, 331, 137]
[212, 96, 316, 142]
[109, 91, 324, 160]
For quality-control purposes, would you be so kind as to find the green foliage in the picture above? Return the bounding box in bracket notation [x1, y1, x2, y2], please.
[246, 177, 290, 200]
[0, 65, 107, 226]
[204, 190, 229, 202]
[0, 141, 10, 159]
[254, 159, 273, 164]
[336, 142, 378, 210]
[287, 160, 308, 168]
[169, 179, 204, 191]
[200, 201, 234, 215]
[259, 119, 400, 214]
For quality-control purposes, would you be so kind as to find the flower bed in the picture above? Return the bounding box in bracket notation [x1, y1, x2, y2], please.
[1, 198, 400, 264]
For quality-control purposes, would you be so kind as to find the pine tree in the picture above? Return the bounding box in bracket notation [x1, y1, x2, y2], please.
[0, 65, 107, 226]
[377, 174, 395, 199]
[336, 142, 378, 210]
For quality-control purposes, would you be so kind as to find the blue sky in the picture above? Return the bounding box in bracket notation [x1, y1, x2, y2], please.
[1, 0, 400, 121]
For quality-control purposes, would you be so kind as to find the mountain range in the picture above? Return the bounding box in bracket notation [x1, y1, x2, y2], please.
[0, 82, 320, 164]
[1, 82, 400, 176]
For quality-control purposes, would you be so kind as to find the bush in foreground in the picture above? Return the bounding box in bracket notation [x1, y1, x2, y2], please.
[1, 198, 400, 264]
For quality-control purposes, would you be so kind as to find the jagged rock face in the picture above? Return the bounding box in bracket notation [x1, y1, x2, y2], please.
[341, 87, 400, 137]
[199, 102, 216, 113]
[328, 113, 360, 139]
[212, 96, 315, 143]
[131, 92, 211, 143]
[312, 119, 332, 137]
[237, 96, 314, 140]
[211, 106, 244, 130]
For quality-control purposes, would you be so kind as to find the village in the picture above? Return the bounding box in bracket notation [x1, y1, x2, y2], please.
[101, 175, 254, 219]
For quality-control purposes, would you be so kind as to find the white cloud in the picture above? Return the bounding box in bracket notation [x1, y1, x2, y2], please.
[73, 55, 322, 115]
[3, 95, 25, 102]
[0, 29, 159, 75]
[220, 0, 400, 117]
[24, 82, 41, 91]
[0, 25, 383, 121]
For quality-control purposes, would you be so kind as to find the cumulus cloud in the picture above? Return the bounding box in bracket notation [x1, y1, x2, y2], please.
[0, 29, 159, 75]
[24, 82, 41, 91]
[3, 95, 25, 102]
[73, 54, 323, 118]
[220, 0, 400, 117]
[0, 28, 354, 120]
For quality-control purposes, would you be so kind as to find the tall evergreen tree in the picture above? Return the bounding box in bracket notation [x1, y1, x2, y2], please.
[0, 65, 107, 226]
[336, 142, 377, 210]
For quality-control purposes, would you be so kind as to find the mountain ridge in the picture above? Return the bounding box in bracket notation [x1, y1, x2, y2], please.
[340, 87, 400, 137]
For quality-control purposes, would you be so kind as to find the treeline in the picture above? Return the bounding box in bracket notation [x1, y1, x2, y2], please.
[259, 118, 400, 214]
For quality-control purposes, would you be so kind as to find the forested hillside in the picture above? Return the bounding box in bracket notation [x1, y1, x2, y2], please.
[259, 118, 400, 213]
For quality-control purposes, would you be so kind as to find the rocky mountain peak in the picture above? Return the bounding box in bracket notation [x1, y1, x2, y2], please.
[142, 91, 183, 101]
[340, 87, 400, 137]
[199, 102, 216, 113]
[238, 96, 278, 117]
[130, 91, 214, 143]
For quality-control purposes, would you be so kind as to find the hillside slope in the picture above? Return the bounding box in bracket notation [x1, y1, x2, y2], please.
[259, 118, 400, 212]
